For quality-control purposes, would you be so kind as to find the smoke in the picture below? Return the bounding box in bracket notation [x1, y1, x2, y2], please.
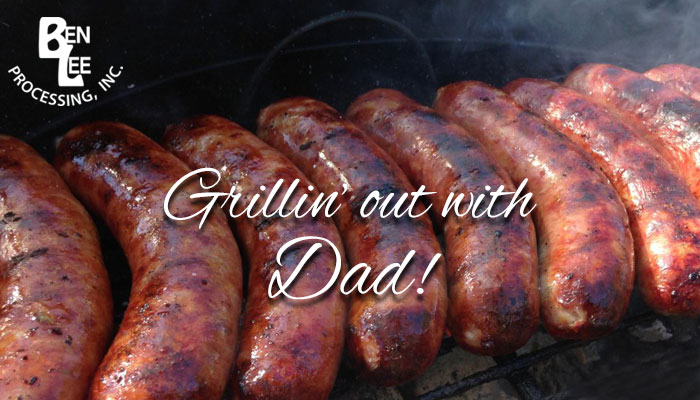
[8, 0, 700, 141]
[426, 0, 700, 72]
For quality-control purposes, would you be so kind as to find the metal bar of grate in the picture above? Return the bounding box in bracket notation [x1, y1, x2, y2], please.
[418, 312, 656, 400]
[505, 370, 544, 399]
[494, 355, 545, 400]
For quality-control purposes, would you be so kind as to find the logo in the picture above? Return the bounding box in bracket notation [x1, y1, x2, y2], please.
[7, 17, 124, 107]
[38, 17, 91, 87]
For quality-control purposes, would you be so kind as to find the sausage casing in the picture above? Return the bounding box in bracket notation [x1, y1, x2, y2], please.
[434, 82, 634, 339]
[505, 78, 700, 316]
[0, 135, 113, 399]
[256, 99, 447, 385]
[55, 122, 243, 399]
[347, 89, 539, 354]
[645, 64, 700, 102]
[162, 115, 347, 399]
[565, 63, 700, 201]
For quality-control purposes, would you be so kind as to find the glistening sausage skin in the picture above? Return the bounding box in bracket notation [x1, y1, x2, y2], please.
[566, 63, 700, 202]
[347, 89, 539, 354]
[645, 64, 700, 102]
[256, 99, 447, 385]
[434, 82, 634, 339]
[505, 78, 700, 316]
[55, 122, 243, 399]
[163, 115, 347, 399]
[0, 135, 112, 399]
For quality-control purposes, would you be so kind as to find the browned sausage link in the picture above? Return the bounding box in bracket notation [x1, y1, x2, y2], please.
[505, 78, 700, 316]
[162, 115, 347, 399]
[0, 136, 112, 400]
[565, 63, 700, 201]
[645, 64, 700, 102]
[54, 122, 243, 400]
[347, 89, 539, 354]
[256, 99, 447, 385]
[434, 82, 634, 339]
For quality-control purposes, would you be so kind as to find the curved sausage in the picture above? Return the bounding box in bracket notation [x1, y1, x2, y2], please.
[162, 115, 347, 399]
[347, 89, 539, 354]
[54, 122, 243, 399]
[0, 135, 112, 399]
[505, 78, 700, 316]
[256, 99, 447, 385]
[645, 64, 700, 102]
[434, 82, 634, 339]
[565, 63, 700, 201]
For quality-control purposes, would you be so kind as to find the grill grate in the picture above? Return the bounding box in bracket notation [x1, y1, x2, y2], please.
[413, 312, 656, 400]
[327, 311, 660, 399]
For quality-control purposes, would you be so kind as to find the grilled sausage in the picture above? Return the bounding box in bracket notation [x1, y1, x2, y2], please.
[565, 64, 700, 201]
[347, 89, 539, 354]
[434, 82, 634, 339]
[0, 135, 112, 399]
[645, 64, 700, 102]
[505, 78, 700, 316]
[162, 115, 347, 399]
[256, 99, 447, 384]
[54, 122, 243, 399]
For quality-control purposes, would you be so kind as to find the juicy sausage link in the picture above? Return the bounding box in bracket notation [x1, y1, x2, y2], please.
[434, 82, 634, 339]
[54, 122, 243, 399]
[0, 136, 113, 399]
[565, 63, 700, 201]
[347, 89, 539, 354]
[162, 115, 347, 399]
[256, 99, 447, 385]
[505, 78, 700, 316]
[645, 64, 700, 102]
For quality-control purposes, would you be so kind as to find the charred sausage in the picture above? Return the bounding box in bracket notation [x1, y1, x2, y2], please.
[645, 64, 700, 102]
[55, 122, 243, 399]
[162, 115, 347, 399]
[347, 89, 539, 354]
[434, 82, 634, 339]
[0, 135, 113, 399]
[565, 63, 700, 201]
[256, 99, 447, 385]
[505, 78, 700, 316]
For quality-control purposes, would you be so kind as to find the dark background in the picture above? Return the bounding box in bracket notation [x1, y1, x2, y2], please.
[2, 0, 699, 149]
[1, 1, 700, 398]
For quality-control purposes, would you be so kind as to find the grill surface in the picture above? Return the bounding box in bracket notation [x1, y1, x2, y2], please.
[3, 3, 700, 399]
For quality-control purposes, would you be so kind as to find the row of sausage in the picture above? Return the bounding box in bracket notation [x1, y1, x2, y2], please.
[1, 63, 699, 399]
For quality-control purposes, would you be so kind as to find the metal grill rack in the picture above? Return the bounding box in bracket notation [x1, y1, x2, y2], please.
[408, 312, 653, 399]
[327, 308, 697, 399]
